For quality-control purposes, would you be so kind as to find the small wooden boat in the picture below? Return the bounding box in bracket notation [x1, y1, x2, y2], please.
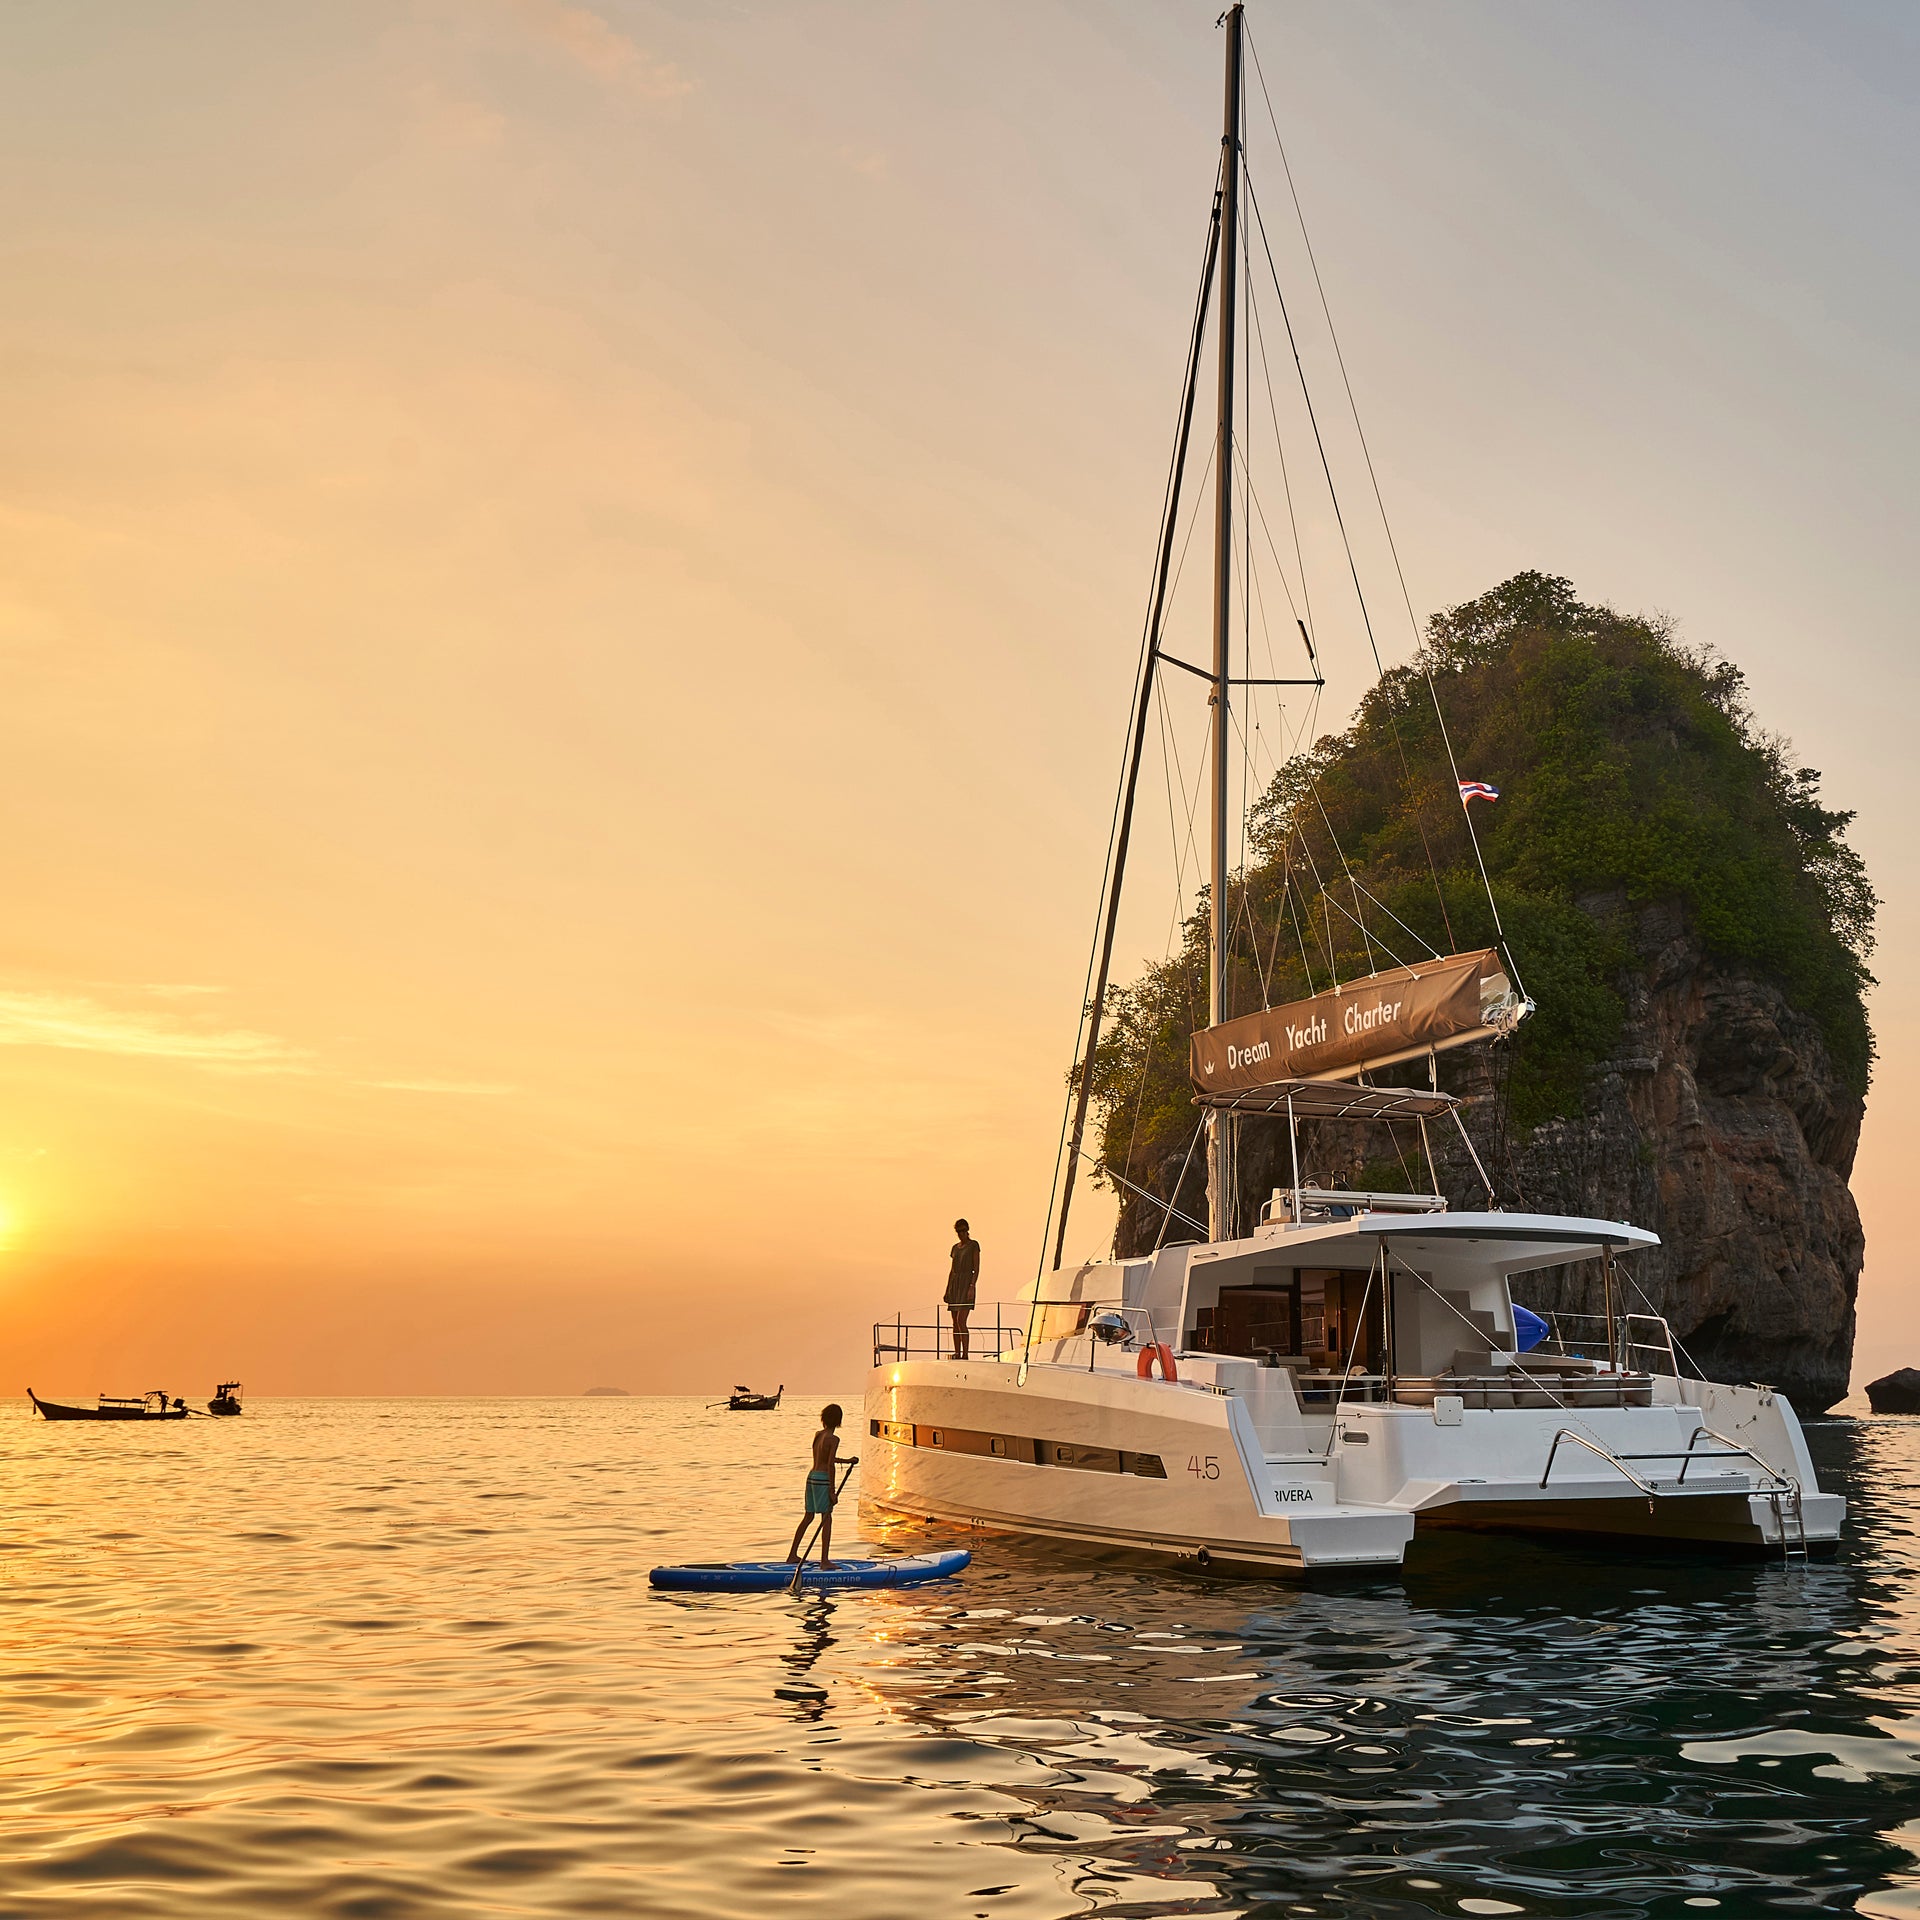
[208, 1381, 244, 1416]
[728, 1384, 783, 1411]
[29, 1389, 189, 1422]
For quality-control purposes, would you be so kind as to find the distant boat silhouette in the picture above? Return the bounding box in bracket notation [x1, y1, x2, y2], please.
[208, 1382, 244, 1416]
[29, 1389, 188, 1423]
[728, 1384, 783, 1411]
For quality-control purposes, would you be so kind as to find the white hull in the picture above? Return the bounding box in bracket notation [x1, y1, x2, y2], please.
[864, 1358, 1840, 1569]
[867, 1211, 1843, 1572]
[865, 1358, 1410, 1571]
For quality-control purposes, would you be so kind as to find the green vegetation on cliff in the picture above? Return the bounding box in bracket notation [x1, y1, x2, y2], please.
[1089, 572, 1876, 1198]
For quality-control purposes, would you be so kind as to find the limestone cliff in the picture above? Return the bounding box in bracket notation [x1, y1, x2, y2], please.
[1093, 575, 1873, 1413]
[1497, 897, 1863, 1412]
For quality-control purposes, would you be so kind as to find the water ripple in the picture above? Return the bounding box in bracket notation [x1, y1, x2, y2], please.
[0, 1399, 1916, 1914]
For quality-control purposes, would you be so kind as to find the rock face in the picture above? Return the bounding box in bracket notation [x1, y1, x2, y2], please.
[1867, 1369, 1920, 1415]
[1489, 899, 1863, 1415]
[1204, 897, 1865, 1415]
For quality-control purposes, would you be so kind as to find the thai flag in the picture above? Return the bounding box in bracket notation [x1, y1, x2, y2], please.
[1458, 780, 1499, 805]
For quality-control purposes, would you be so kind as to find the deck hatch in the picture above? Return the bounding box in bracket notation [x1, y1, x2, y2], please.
[870, 1417, 1165, 1478]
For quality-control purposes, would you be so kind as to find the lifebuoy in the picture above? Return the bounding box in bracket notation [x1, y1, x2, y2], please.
[1136, 1343, 1178, 1383]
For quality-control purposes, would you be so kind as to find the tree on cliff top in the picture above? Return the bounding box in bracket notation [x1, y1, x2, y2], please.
[1088, 572, 1876, 1212]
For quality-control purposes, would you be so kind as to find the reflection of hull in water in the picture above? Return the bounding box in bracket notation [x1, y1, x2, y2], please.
[864, 1354, 1843, 1572]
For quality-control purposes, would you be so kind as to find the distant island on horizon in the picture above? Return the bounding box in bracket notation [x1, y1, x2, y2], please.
[583, 1386, 631, 1397]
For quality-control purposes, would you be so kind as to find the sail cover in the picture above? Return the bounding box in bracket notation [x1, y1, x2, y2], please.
[1190, 948, 1523, 1094]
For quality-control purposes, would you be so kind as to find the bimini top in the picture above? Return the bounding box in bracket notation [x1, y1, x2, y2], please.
[1206, 1208, 1661, 1276]
[1194, 1077, 1458, 1121]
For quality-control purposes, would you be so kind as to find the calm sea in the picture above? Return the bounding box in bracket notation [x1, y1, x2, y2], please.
[0, 1395, 1915, 1917]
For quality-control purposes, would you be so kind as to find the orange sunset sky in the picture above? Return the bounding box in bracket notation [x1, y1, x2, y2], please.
[1, 1, 1914, 1395]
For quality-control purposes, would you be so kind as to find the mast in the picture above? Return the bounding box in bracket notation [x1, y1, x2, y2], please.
[1206, 3, 1243, 1242]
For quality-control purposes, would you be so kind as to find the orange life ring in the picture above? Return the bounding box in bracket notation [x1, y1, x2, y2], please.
[1136, 1343, 1178, 1383]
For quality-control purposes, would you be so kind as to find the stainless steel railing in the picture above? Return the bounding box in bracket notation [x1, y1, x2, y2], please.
[1543, 1310, 1680, 1377]
[1539, 1423, 1795, 1495]
[872, 1308, 1025, 1366]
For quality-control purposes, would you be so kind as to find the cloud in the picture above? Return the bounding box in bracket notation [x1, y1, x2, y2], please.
[0, 986, 519, 1094]
[507, 0, 692, 99]
[0, 989, 307, 1071]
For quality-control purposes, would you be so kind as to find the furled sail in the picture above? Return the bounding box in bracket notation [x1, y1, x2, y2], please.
[1188, 948, 1529, 1095]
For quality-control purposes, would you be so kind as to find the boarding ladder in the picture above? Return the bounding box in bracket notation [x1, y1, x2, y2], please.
[1767, 1481, 1809, 1562]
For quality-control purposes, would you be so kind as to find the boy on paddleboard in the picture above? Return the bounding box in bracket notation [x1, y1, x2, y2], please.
[787, 1404, 855, 1569]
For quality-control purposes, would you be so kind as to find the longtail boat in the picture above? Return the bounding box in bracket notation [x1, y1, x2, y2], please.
[28, 1389, 190, 1422]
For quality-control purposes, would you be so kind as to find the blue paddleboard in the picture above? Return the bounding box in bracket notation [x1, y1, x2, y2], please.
[649, 1549, 970, 1592]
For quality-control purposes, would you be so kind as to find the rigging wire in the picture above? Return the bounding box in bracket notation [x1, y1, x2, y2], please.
[1243, 24, 1539, 990]
[1276, 862, 1319, 997]
[1279, 799, 1344, 987]
[1066, 22, 1544, 1277]
[1035, 174, 1224, 1283]
[1244, 294, 1316, 643]
[1127, 669, 1215, 1192]
[1340, 875, 1445, 965]
[1241, 162, 1458, 951]
[1226, 697, 1418, 980]
[1151, 1120, 1208, 1254]
[1238, 162, 1253, 1023]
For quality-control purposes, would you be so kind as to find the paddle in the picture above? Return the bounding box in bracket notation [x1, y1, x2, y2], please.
[787, 1455, 860, 1595]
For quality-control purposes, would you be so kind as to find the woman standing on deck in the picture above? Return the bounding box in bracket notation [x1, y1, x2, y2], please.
[945, 1220, 979, 1360]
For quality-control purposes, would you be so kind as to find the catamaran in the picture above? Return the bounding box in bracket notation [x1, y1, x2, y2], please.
[863, 6, 1842, 1571]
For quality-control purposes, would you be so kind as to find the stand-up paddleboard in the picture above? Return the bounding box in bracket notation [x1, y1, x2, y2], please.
[649, 1549, 969, 1592]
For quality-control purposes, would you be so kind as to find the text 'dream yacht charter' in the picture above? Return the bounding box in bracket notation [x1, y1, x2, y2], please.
[864, 6, 1842, 1573]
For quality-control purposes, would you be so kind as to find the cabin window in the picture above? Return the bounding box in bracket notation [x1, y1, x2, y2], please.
[870, 1420, 1159, 1476]
[1214, 1285, 1297, 1356]
[1298, 1269, 1385, 1371]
